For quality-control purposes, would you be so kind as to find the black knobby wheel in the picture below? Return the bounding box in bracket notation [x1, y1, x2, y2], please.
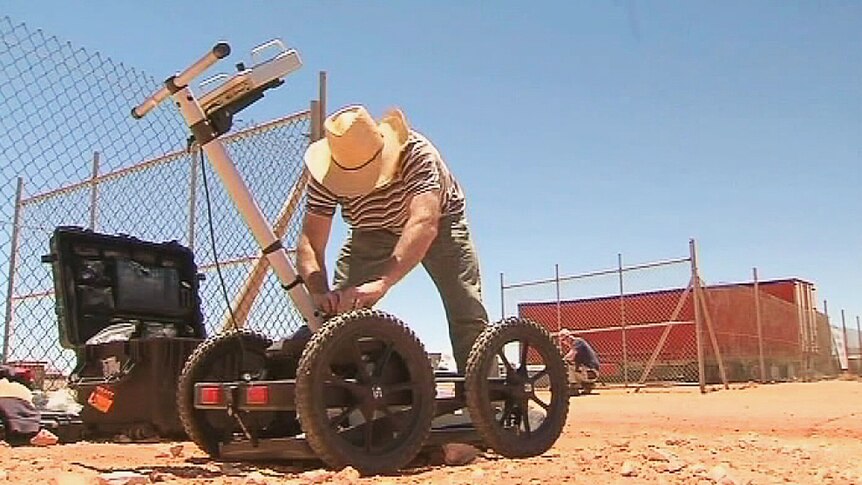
[295, 309, 435, 475]
[177, 329, 272, 456]
[465, 317, 569, 458]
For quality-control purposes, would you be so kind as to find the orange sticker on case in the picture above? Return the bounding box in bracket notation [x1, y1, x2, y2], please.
[87, 385, 115, 413]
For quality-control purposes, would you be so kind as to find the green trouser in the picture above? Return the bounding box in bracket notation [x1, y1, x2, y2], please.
[333, 212, 489, 373]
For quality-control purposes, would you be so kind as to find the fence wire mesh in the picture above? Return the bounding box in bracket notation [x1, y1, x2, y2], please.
[1, 16, 312, 383]
[506, 249, 843, 390]
[696, 279, 836, 383]
[830, 314, 862, 375]
[507, 256, 695, 387]
[699, 285, 798, 382]
[619, 262, 698, 384]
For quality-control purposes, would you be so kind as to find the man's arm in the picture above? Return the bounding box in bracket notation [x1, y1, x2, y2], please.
[341, 190, 441, 311]
[297, 211, 338, 313]
[381, 190, 441, 288]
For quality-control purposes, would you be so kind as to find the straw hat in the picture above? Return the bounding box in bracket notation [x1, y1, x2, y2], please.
[304, 105, 410, 197]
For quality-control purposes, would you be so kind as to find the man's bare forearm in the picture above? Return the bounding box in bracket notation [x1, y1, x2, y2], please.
[297, 212, 334, 294]
[297, 240, 329, 294]
[380, 216, 438, 289]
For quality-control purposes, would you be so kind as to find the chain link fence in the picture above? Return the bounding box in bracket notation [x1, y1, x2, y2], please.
[1, 16, 314, 383]
[504, 241, 843, 391]
[699, 279, 803, 383]
[829, 311, 862, 375]
[504, 250, 697, 387]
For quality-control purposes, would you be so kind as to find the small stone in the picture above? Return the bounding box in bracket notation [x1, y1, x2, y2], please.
[334, 466, 360, 482]
[644, 447, 677, 462]
[665, 460, 686, 473]
[244, 471, 269, 485]
[610, 439, 631, 448]
[620, 461, 638, 477]
[96, 471, 149, 485]
[50, 473, 91, 485]
[0, 440, 9, 448]
[300, 470, 334, 484]
[472, 469, 486, 479]
[708, 465, 728, 481]
[717, 476, 739, 485]
[0, 471, 7, 480]
[169, 443, 184, 457]
[30, 429, 59, 446]
[115, 434, 133, 443]
[442, 443, 479, 466]
[814, 469, 832, 480]
[219, 463, 241, 475]
[149, 471, 171, 482]
[481, 451, 502, 461]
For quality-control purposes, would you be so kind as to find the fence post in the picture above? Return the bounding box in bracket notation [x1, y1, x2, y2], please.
[188, 148, 199, 251]
[690, 239, 706, 393]
[857, 316, 861, 375]
[3, 177, 24, 364]
[319, 71, 327, 124]
[825, 300, 840, 373]
[753, 267, 766, 383]
[794, 283, 805, 380]
[841, 309, 849, 373]
[618, 253, 628, 388]
[806, 285, 817, 379]
[500, 272, 505, 320]
[555, 263, 561, 347]
[698, 283, 730, 389]
[88, 151, 100, 230]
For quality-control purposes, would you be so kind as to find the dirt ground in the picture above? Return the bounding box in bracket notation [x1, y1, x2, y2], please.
[2, 379, 861, 485]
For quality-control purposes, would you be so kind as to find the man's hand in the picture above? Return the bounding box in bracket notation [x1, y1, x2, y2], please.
[311, 291, 340, 316]
[336, 279, 390, 313]
[298, 211, 336, 314]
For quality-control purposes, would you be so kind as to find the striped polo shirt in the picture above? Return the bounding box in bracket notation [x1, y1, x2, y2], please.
[306, 131, 466, 233]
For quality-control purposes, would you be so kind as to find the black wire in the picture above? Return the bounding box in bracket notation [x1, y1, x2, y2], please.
[197, 144, 250, 380]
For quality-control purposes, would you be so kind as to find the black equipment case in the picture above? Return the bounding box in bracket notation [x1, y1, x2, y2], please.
[44, 226, 206, 439]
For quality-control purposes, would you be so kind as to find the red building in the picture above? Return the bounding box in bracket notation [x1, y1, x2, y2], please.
[519, 279, 833, 383]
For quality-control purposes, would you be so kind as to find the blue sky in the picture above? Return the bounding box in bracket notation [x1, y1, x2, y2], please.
[3, 1, 860, 356]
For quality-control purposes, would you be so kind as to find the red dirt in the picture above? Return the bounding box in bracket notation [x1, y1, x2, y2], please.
[2, 380, 861, 484]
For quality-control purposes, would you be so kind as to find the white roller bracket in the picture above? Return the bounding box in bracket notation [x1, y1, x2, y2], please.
[131, 40, 323, 331]
[132, 41, 231, 119]
[198, 39, 303, 114]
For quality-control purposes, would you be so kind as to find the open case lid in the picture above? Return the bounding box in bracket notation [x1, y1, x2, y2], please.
[44, 226, 206, 348]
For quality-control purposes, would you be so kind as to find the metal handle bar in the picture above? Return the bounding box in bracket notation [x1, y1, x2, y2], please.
[131, 42, 231, 119]
[251, 39, 286, 65]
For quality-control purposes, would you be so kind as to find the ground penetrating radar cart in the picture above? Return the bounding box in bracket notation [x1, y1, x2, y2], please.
[131, 39, 569, 475]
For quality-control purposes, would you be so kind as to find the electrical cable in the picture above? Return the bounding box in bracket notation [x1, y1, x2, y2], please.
[196, 143, 251, 381]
